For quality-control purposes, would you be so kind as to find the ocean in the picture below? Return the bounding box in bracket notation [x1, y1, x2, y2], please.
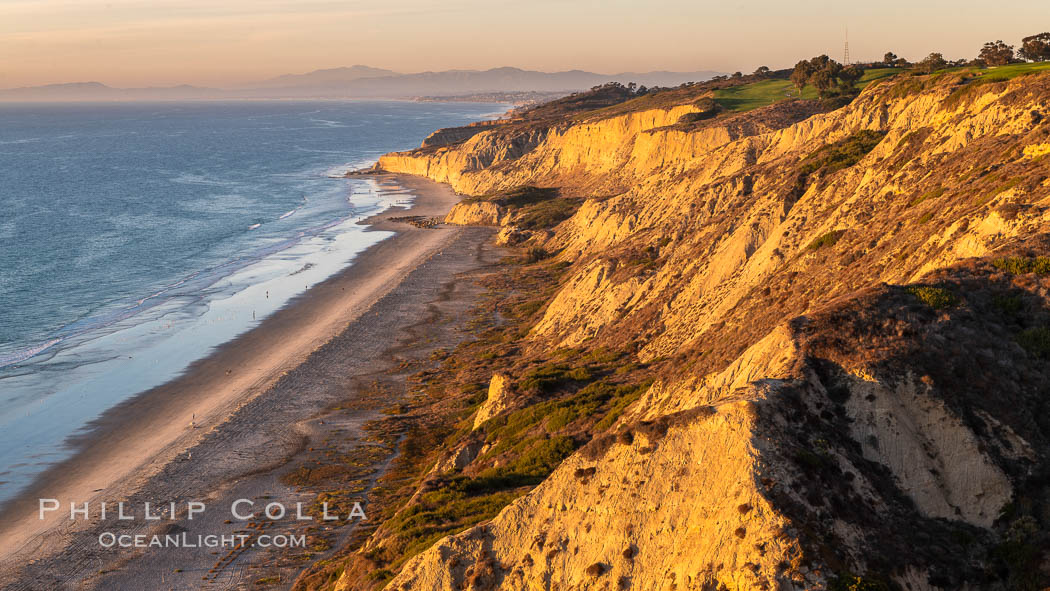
[0, 100, 504, 504]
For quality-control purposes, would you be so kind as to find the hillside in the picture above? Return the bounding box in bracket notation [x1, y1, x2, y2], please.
[301, 67, 1050, 590]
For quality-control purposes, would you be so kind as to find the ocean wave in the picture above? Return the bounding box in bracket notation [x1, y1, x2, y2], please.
[295, 147, 349, 155]
[277, 195, 309, 220]
[170, 173, 236, 187]
[307, 118, 347, 128]
[0, 137, 41, 146]
[1, 205, 365, 369]
[0, 339, 62, 369]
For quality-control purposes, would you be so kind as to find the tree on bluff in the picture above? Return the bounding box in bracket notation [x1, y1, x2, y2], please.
[810, 68, 837, 97]
[838, 65, 864, 91]
[1019, 32, 1050, 62]
[807, 54, 838, 74]
[790, 60, 814, 96]
[915, 52, 947, 74]
[791, 55, 859, 99]
[978, 40, 1016, 66]
[883, 52, 910, 67]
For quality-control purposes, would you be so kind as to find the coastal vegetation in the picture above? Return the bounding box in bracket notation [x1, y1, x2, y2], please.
[1020, 33, 1050, 62]
[799, 130, 886, 175]
[789, 55, 864, 98]
[461, 186, 583, 230]
[905, 285, 959, 309]
[295, 222, 658, 588]
[807, 230, 846, 251]
[713, 68, 898, 112]
[992, 256, 1050, 275]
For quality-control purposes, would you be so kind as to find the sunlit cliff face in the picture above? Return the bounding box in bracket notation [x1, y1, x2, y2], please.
[348, 70, 1050, 590]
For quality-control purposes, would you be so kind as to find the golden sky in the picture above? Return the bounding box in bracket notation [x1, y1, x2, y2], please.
[1, 0, 1044, 88]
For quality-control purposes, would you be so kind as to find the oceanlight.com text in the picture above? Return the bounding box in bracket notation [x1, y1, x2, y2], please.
[98, 532, 307, 549]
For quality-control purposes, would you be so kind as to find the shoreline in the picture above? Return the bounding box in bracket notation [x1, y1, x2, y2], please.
[0, 173, 477, 578]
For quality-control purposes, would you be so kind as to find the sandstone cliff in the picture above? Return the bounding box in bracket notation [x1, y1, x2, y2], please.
[318, 70, 1050, 590]
[421, 120, 510, 149]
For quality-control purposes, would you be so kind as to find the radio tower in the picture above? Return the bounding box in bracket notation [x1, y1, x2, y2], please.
[843, 27, 851, 65]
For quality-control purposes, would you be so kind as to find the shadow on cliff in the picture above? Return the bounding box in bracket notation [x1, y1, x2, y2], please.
[753, 246, 1050, 589]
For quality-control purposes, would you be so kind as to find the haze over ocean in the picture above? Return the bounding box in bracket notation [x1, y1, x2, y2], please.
[0, 99, 504, 504]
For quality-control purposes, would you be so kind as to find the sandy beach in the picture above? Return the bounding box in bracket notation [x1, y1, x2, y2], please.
[0, 174, 499, 589]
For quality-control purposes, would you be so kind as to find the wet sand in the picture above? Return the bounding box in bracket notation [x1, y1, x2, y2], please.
[0, 174, 498, 588]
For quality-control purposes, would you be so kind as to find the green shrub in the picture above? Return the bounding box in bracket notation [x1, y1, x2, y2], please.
[565, 366, 592, 381]
[818, 95, 856, 111]
[793, 447, 837, 472]
[506, 436, 576, 478]
[678, 97, 720, 123]
[906, 285, 959, 309]
[525, 247, 550, 263]
[366, 570, 393, 583]
[470, 186, 558, 208]
[885, 76, 927, 100]
[543, 381, 611, 431]
[800, 130, 887, 176]
[992, 294, 1024, 316]
[519, 362, 592, 393]
[517, 198, 581, 230]
[940, 71, 1032, 110]
[581, 347, 624, 365]
[544, 407, 576, 431]
[694, 96, 718, 112]
[464, 186, 581, 230]
[908, 186, 945, 207]
[383, 479, 524, 571]
[677, 112, 706, 124]
[470, 436, 577, 491]
[594, 382, 651, 431]
[512, 300, 544, 319]
[484, 406, 545, 443]
[1018, 327, 1050, 358]
[918, 212, 934, 224]
[828, 574, 891, 591]
[807, 229, 846, 250]
[485, 371, 600, 444]
[992, 257, 1050, 275]
[977, 177, 1022, 205]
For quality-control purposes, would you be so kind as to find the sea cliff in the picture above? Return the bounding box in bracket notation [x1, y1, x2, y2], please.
[306, 69, 1050, 590]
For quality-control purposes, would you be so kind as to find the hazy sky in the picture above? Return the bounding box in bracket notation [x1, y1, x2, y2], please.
[1, 0, 1045, 88]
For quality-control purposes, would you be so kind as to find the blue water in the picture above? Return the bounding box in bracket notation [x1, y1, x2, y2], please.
[0, 100, 504, 503]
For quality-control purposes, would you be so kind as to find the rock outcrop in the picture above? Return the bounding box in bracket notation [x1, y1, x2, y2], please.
[473, 373, 513, 430]
[444, 200, 506, 226]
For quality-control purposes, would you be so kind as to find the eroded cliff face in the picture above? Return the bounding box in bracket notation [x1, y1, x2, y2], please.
[420, 120, 509, 149]
[331, 72, 1050, 590]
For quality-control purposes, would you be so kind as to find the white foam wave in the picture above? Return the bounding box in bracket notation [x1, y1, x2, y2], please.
[0, 339, 62, 368]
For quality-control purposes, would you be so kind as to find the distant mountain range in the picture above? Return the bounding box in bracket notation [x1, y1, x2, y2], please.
[0, 66, 722, 102]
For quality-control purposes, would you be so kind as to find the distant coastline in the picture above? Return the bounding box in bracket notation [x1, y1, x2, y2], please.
[0, 66, 721, 102]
